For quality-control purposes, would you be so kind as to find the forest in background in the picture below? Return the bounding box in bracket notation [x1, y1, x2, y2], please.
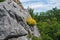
[28, 7, 60, 40]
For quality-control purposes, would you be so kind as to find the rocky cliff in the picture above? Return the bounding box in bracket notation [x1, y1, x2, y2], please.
[0, 0, 40, 40]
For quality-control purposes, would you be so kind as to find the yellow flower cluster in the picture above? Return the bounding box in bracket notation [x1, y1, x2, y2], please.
[26, 17, 36, 26]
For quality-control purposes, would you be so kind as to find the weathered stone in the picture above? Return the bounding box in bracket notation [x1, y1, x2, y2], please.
[0, 0, 40, 40]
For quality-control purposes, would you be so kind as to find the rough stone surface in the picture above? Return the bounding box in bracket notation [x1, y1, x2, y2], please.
[0, 0, 40, 40]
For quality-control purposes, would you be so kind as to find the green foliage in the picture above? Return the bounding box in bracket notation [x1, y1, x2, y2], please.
[29, 7, 60, 40]
[0, 0, 5, 2]
[27, 34, 41, 40]
[28, 8, 35, 18]
[32, 36, 39, 40]
[27, 34, 32, 38]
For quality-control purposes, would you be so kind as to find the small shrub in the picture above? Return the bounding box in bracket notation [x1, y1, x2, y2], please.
[0, 0, 5, 2]
[26, 17, 36, 26]
[32, 36, 38, 40]
[27, 34, 32, 38]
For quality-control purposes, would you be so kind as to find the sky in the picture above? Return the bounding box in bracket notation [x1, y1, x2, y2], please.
[20, 0, 60, 13]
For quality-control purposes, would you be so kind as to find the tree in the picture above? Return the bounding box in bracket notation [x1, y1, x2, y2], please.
[28, 7, 60, 40]
[28, 8, 35, 18]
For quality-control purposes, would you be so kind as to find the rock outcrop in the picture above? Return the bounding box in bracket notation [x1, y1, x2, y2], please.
[0, 0, 40, 40]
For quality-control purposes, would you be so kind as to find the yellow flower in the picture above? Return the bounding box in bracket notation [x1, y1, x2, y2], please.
[26, 17, 36, 26]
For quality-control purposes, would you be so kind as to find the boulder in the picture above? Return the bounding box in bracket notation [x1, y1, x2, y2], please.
[0, 0, 40, 40]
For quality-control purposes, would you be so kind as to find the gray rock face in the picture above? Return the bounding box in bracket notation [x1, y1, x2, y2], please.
[0, 5, 28, 40]
[0, 0, 40, 40]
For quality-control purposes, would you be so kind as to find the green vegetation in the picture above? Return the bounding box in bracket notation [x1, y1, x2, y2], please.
[32, 36, 39, 40]
[27, 34, 41, 40]
[28, 7, 60, 40]
[27, 34, 32, 38]
[0, 0, 5, 2]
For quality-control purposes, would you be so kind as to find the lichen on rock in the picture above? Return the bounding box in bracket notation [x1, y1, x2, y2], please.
[26, 16, 36, 26]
